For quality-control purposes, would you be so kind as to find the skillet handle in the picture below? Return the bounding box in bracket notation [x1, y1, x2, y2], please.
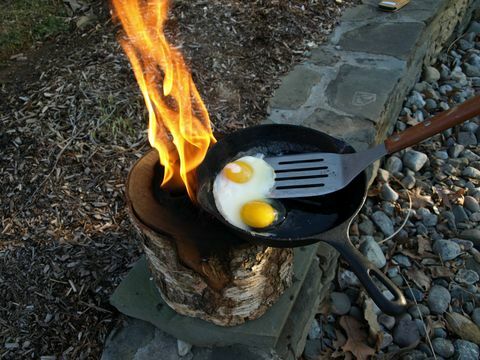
[384, 94, 480, 153]
[324, 238, 408, 315]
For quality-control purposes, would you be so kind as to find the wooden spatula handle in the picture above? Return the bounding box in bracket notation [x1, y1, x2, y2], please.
[385, 94, 480, 153]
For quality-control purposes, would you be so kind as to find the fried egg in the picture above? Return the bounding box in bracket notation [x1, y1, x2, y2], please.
[213, 155, 283, 230]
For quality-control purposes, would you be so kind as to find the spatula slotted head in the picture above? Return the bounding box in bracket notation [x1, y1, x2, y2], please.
[265, 152, 345, 198]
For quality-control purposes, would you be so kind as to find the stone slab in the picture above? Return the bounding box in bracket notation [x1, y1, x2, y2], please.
[337, 22, 425, 60]
[325, 63, 404, 123]
[110, 243, 320, 349]
[102, 316, 281, 360]
[269, 65, 323, 110]
[303, 109, 375, 151]
[103, 242, 339, 360]
[276, 243, 339, 360]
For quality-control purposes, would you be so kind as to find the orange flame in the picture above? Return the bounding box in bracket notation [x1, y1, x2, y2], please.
[111, 0, 216, 199]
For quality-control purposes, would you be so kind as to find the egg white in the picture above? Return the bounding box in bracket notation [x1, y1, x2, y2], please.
[213, 155, 275, 230]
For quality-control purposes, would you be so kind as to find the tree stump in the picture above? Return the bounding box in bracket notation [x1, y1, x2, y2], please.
[126, 150, 294, 326]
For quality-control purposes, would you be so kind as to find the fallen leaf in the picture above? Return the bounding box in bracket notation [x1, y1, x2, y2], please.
[332, 328, 347, 349]
[445, 312, 480, 344]
[405, 268, 431, 291]
[409, 188, 434, 209]
[434, 186, 465, 209]
[417, 236, 432, 255]
[429, 266, 454, 279]
[364, 298, 381, 338]
[340, 316, 376, 360]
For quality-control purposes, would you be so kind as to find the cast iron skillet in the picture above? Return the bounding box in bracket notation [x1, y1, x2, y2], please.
[196, 124, 407, 315]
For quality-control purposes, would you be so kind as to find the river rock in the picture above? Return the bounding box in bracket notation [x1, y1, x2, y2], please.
[463, 166, 480, 179]
[458, 131, 477, 146]
[423, 66, 440, 83]
[446, 312, 480, 344]
[371, 211, 394, 236]
[360, 236, 386, 268]
[403, 150, 428, 172]
[330, 292, 351, 315]
[177, 339, 192, 357]
[358, 218, 375, 235]
[378, 314, 395, 330]
[472, 308, 480, 327]
[459, 229, 480, 246]
[308, 318, 322, 340]
[452, 205, 469, 224]
[427, 286, 451, 314]
[449, 144, 465, 158]
[432, 338, 455, 358]
[338, 269, 360, 289]
[417, 207, 438, 227]
[406, 288, 424, 302]
[407, 91, 426, 109]
[381, 183, 399, 202]
[464, 196, 480, 213]
[385, 156, 403, 173]
[455, 269, 480, 285]
[393, 319, 420, 348]
[464, 63, 480, 77]
[433, 240, 461, 261]
[424, 98, 437, 111]
[401, 174, 416, 189]
[408, 304, 430, 319]
[462, 149, 480, 161]
[454, 340, 479, 360]
[459, 39, 474, 51]
[392, 254, 411, 267]
[377, 168, 390, 182]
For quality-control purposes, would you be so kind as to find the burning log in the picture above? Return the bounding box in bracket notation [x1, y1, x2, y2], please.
[126, 150, 294, 326]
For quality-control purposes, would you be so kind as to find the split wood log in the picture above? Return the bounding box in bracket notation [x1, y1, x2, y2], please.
[126, 149, 293, 326]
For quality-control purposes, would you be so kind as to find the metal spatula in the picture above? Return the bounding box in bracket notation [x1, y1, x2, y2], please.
[265, 95, 480, 199]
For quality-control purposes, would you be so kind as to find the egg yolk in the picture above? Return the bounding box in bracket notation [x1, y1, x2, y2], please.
[240, 200, 277, 229]
[223, 161, 253, 183]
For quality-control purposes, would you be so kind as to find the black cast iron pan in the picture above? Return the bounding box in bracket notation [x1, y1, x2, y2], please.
[196, 124, 407, 315]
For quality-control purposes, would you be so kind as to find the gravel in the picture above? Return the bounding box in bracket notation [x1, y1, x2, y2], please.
[403, 150, 428, 172]
[385, 156, 403, 173]
[393, 319, 420, 347]
[423, 66, 440, 83]
[472, 308, 480, 327]
[371, 211, 395, 236]
[330, 292, 351, 315]
[453, 340, 479, 360]
[432, 338, 455, 358]
[360, 236, 386, 268]
[427, 286, 451, 315]
[307, 14, 480, 360]
[433, 240, 461, 261]
[381, 183, 399, 202]
[378, 314, 395, 330]
[455, 269, 480, 285]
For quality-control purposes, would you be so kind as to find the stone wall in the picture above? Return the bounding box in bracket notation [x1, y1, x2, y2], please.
[267, 0, 480, 153]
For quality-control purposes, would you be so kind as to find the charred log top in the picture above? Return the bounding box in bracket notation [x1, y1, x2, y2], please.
[126, 149, 248, 291]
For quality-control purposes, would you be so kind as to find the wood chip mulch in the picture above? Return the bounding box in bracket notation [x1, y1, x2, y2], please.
[0, 0, 358, 358]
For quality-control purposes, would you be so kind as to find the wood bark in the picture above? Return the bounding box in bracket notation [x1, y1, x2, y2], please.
[126, 150, 293, 326]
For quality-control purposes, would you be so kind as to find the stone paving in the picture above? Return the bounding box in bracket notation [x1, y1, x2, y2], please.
[103, 0, 480, 359]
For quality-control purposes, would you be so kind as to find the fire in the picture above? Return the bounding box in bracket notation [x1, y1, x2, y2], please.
[111, 0, 216, 199]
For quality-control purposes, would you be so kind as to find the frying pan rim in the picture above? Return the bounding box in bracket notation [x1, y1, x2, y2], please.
[195, 124, 368, 242]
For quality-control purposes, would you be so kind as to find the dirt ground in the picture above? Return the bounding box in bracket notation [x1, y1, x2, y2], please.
[0, 0, 357, 358]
